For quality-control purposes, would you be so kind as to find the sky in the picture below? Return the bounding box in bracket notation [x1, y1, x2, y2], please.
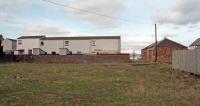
[0, 0, 200, 53]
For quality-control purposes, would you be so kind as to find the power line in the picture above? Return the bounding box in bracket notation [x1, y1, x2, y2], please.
[42, 0, 153, 25]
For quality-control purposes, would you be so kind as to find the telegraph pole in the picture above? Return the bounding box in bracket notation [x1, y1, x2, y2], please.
[154, 24, 158, 63]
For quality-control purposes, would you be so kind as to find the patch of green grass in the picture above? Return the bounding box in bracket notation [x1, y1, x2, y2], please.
[0, 63, 200, 106]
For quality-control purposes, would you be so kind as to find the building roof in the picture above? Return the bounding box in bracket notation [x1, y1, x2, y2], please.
[41, 36, 121, 40]
[18, 35, 46, 39]
[142, 38, 187, 50]
[190, 38, 200, 47]
[5, 38, 16, 41]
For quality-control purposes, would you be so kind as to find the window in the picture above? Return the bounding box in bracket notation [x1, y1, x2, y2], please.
[65, 41, 69, 46]
[18, 40, 22, 45]
[91, 40, 96, 46]
[41, 41, 44, 46]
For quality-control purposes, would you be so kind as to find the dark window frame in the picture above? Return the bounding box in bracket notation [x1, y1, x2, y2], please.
[65, 41, 69, 46]
[41, 41, 44, 46]
[18, 40, 22, 45]
[91, 40, 96, 46]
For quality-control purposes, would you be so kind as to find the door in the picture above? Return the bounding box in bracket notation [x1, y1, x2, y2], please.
[148, 50, 153, 62]
[28, 49, 32, 55]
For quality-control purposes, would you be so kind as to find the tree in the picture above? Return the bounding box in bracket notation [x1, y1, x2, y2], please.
[0, 34, 4, 57]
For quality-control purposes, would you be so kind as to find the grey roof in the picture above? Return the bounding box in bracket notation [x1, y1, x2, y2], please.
[17, 35, 120, 40]
[41, 36, 121, 40]
[142, 38, 187, 50]
[190, 38, 200, 46]
[18, 35, 46, 39]
[5, 38, 16, 41]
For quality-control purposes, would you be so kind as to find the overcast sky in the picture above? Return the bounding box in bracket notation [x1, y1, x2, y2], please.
[0, 0, 200, 53]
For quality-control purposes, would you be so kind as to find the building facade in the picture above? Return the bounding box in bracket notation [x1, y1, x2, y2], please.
[16, 36, 121, 55]
[2, 38, 17, 54]
[142, 38, 187, 63]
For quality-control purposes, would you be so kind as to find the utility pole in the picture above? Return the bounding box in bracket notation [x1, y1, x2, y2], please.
[154, 24, 158, 63]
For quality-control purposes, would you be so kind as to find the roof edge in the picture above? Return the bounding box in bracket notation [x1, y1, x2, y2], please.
[17, 35, 46, 39]
[41, 36, 121, 40]
[189, 38, 200, 47]
[142, 38, 187, 50]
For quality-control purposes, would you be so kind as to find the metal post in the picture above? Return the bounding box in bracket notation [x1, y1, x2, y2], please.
[155, 24, 158, 63]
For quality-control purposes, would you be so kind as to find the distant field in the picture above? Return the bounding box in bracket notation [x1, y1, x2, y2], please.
[0, 63, 200, 106]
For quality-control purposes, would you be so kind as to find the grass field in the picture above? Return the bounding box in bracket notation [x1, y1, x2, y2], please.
[0, 63, 200, 106]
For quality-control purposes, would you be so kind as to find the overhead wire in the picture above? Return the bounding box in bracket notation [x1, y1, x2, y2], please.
[42, 0, 154, 25]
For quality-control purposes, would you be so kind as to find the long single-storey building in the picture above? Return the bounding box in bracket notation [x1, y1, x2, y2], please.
[15, 35, 121, 55]
[141, 38, 187, 63]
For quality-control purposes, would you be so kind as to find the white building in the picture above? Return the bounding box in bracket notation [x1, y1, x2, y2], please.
[16, 35, 121, 55]
[2, 38, 17, 54]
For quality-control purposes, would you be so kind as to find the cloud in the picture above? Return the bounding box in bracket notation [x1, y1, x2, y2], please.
[150, 33, 177, 38]
[121, 40, 151, 53]
[162, 34, 177, 38]
[157, 0, 200, 25]
[25, 25, 70, 36]
[0, 12, 8, 21]
[0, 0, 30, 22]
[0, 0, 30, 7]
[67, 0, 125, 28]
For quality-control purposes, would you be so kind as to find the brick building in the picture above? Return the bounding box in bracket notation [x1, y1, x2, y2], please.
[141, 38, 187, 63]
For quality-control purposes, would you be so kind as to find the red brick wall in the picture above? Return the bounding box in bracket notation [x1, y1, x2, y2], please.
[142, 47, 187, 63]
[157, 47, 187, 63]
[141, 49, 147, 61]
[142, 48, 155, 63]
[15, 54, 130, 63]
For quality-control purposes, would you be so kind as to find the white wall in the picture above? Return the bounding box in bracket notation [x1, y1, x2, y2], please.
[17, 39, 40, 54]
[40, 40, 64, 54]
[2, 40, 11, 52]
[2, 39, 16, 52]
[40, 40, 90, 54]
[40, 39, 120, 54]
[67, 40, 90, 54]
[90, 39, 121, 53]
[16, 38, 121, 55]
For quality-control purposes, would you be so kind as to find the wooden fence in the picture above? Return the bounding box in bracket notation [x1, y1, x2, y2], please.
[172, 49, 200, 75]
